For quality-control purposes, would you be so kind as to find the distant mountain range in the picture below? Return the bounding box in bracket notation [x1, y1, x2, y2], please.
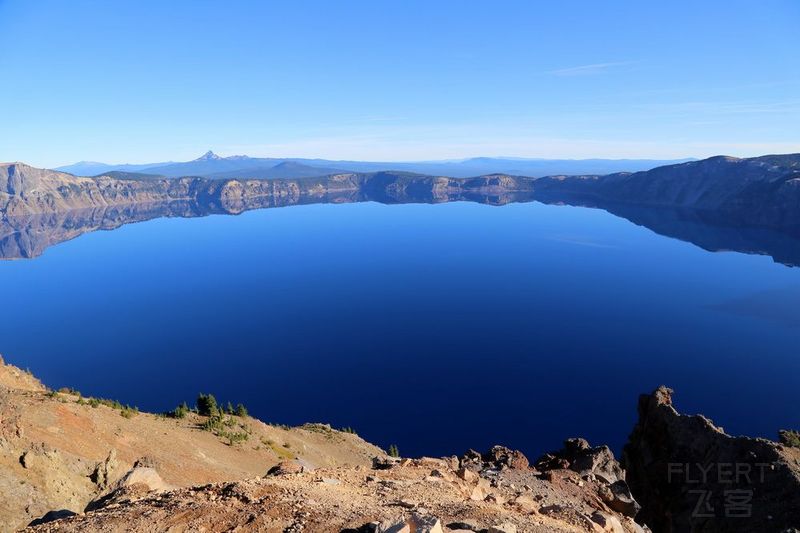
[55, 151, 694, 180]
[3, 153, 800, 264]
[4, 152, 795, 234]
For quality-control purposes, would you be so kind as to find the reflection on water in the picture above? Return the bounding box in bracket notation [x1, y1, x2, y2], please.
[709, 286, 800, 328]
[2, 188, 800, 266]
[541, 197, 800, 268]
[2, 194, 799, 458]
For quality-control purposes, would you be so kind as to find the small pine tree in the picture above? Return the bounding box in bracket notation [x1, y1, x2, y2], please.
[235, 403, 248, 417]
[388, 444, 400, 458]
[196, 393, 218, 417]
[173, 401, 189, 419]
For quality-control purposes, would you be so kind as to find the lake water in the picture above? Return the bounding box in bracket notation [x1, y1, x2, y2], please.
[1, 199, 799, 458]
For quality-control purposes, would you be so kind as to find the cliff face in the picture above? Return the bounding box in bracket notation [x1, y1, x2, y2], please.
[3, 157, 800, 264]
[0, 163, 315, 217]
[533, 154, 800, 232]
[624, 386, 800, 533]
[0, 163, 534, 219]
[4, 155, 800, 228]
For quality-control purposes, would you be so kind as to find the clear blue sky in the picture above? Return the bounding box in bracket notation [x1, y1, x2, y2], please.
[1, 0, 798, 167]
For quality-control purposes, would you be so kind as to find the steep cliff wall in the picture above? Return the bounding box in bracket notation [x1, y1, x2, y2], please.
[533, 154, 800, 232]
[0, 164, 534, 219]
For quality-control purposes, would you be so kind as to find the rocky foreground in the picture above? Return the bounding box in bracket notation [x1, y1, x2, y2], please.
[1, 357, 799, 532]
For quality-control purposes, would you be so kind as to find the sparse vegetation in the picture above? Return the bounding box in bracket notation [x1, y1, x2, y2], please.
[302, 423, 334, 435]
[261, 437, 293, 459]
[120, 405, 139, 418]
[194, 394, 248, 418]
[73, 393, 139, 418]
[200, 411, 251, 446]
[171, 401, 189, 419]
[779, 429, 800, 448]
[388, 444, 400, 458]
[196, 393, 219, 417]
[340, 426, 356, 435]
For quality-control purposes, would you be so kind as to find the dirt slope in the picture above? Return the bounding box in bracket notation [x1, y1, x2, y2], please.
[0, 356, 382, 531]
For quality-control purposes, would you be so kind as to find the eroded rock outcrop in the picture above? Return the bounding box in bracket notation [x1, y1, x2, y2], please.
[85, 462, 173, 512]
[535, 439, 641, 519]
[624, 386, 800, 532]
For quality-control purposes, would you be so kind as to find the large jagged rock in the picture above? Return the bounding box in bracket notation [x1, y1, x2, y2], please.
[535, 438, 640, 519]
[84, 463, 173, 512]
[623, 386, 800, 532]
[89, 449, 120, 490]
[459, 446, 530, 472]
[536, 438, 625, 484]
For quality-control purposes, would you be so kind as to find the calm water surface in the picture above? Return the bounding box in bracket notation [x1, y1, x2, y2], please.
[1, 201, 799, 457]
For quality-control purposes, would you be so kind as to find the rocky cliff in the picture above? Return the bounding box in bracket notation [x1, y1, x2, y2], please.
[0, 163, 534, 219]
[534, 154, 800, 233]
[0, 163, 537, 259]
[3, 354, 799, 532]
[624, 386, 800, 532]
[4, 155, 800, 234]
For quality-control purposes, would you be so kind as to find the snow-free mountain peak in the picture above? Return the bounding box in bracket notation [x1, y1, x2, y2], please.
[195, 150, 222, 161]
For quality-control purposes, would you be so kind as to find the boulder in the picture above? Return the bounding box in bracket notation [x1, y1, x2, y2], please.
[266, 460, 305, 476]
[468, 485, 485, 501]
[85, 465, 173, 511]
[482, 445, 529, 470]
[376, 514, 443, 533]
[373, 456, 402, 470]
[512, 494, 537, 513]
[598, 480, 640, 517]
[589, 512, 626, 533]
[535, 438, 624, 484]
[456, 467, 478, 483]
[459, 449, 483, 467]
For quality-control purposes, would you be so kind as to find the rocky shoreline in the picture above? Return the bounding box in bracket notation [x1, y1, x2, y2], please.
[3, 156, 800, 267]
[0, 163, 535, 220]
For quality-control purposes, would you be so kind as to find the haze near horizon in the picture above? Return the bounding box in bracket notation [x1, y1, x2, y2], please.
[0, 0, 798, 167]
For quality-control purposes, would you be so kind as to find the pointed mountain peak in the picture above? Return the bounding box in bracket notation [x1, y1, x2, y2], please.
[195, 150, 222, 161]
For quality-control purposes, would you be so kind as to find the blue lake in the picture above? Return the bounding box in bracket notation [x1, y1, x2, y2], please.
[1, 200, 799, 458]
